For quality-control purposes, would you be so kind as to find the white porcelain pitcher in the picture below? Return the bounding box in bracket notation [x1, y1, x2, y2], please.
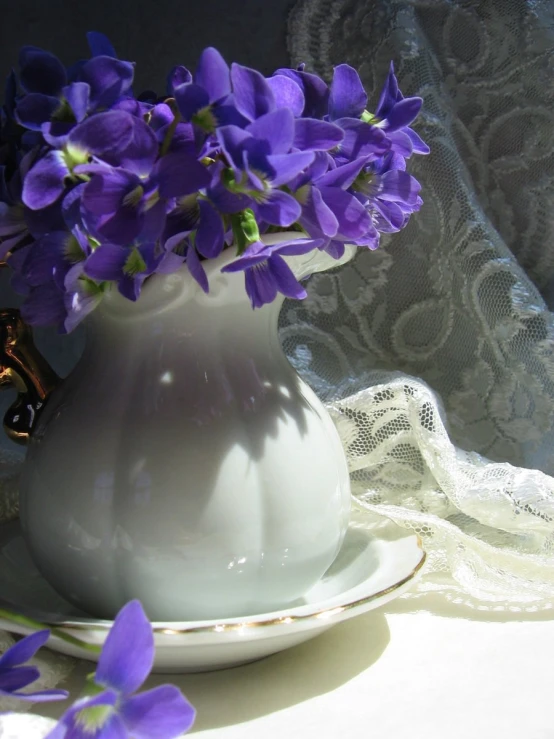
[1, 234, 352, 621]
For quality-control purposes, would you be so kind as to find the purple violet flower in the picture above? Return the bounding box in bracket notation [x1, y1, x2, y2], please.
[328, 64, 368, 121]
[75, 115, 211, 245]
[46, 601, 195, 739]
[222, 237, 323, 308]
[272, 64, 329, 119]
[9, 226, 104, 333]
[292, 153, 379, 257]
[1, 34, 428, 330]
[0, 630, 69, 703]
[22, 110, 143, 211]
[15, 36, 134, 146]
[84, 242, 161, 301]
[351, 153, 422, 240]
[173, 47, 248, 133]
[216, 108, 331, 227]
[369, 63, 430, 160]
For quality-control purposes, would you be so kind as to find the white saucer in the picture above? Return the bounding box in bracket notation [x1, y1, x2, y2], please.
[0, 509, 425, 673]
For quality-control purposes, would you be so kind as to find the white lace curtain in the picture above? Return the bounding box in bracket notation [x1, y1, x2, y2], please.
[280, 0, 554, 609]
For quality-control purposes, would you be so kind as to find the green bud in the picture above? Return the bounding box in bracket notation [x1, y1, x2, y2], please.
[230, 208, 261, 255]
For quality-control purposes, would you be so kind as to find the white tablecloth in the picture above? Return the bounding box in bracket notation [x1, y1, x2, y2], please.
[24, 593, 553, 739]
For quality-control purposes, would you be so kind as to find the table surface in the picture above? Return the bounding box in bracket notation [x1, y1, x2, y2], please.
[28, 592, 553, 739]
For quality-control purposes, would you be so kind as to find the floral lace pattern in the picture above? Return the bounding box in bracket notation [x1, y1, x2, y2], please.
[284, 0, 554, 608]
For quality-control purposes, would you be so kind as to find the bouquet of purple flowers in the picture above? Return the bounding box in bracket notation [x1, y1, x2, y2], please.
[0, 33, 428, 333]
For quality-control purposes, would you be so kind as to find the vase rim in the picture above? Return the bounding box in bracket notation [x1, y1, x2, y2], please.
[92, 234, 356, 324]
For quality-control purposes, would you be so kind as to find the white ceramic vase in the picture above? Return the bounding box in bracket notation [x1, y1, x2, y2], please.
[15, 233, 352, 621]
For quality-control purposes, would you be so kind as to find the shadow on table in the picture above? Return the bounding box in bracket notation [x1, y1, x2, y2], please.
[31, 609, 391, 729]
[158, 609, 389, 732]
[382, 591, 554, 623]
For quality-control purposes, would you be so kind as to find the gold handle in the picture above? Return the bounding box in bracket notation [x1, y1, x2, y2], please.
[0, 309, 59, 444]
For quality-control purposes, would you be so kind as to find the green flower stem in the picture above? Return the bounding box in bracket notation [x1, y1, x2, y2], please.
[0, 607, 102, 655]
[160, 98, 182, 158]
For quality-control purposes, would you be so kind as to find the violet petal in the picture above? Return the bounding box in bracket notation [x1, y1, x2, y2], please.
[245, 261, 277, 308]
[20, 283, 66, 327]
[19, 46, 67, 96]
[294, 118, 344, 152]
[196, 47, 231, 103]
[21, 232, 68, 287]
[266, 151, 314, 187]
[94, 600, 154, 696]
[196, 200, 224, 258]
[167, 65, 192, 94]
[42, 121, 75, 148]
[15, 93, 61, 130]
[379, 169, 421, 205]
[63, 82, 91, 123]
[329, 64, 367, 121]
[216, 124, 252, 171]
[174, 83, 211, 122]
[372, 198, 405, 232]
[154, 153, 211, 198]
[68, 110, 135, 160]
[120, 685, 196, 738]
[117, 117, 159, 177]
[84, 244, 128, 281]
[272, 237, 323, 257]
[375, 62, 400, 119]
[268, 253, 307, 300]
[405, 126, 430, 155]
[0, 631, 50, 669]
[22, 151, 68, 211]
[80, 56, 135, 110]
[265, 75, 304, 117]
[386, 97, 423, 132]
[247, 108, 294, 155]
[318, 185, 372, 239]
[300, 185, 339, 238]
[386, 129, 413, 158]
[316, 156, 369, 189]
[186, 244, 209, 293]
[256, 189, 301, 227]
[336, 118, 390, 160]
[231, 63, 275, 121]
[82, 170, 139, 216]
